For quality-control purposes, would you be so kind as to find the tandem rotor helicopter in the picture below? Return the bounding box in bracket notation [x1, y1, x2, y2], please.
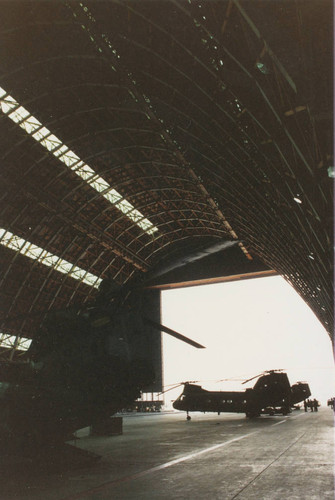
[0, 239, 309, 450]
[1, 240, 238, 451]
[166, 370, 311, 420]
[0, 240, 246, 453]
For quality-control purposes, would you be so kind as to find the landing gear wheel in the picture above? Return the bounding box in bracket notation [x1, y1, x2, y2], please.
[186, 414, 191, 421]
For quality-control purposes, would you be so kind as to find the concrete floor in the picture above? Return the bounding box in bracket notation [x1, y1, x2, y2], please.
[1, 407, 333, 499]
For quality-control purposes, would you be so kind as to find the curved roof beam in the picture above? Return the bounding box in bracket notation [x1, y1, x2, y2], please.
[0, 87, 158, 236]
[0, 228, 101, 288]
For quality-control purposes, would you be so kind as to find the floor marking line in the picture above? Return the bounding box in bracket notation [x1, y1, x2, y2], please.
[63, 431, 259, 500]
[230, 431, 307, 500]
[271, 412, 306, 426]
[271, 419, 286, 426]
[291, 412, 307, 419]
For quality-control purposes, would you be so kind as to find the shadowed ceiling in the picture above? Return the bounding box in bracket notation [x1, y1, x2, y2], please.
[0, 0, 333, 355]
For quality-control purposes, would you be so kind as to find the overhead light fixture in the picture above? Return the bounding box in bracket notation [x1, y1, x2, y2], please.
[0, 87, 158, 236]
[327, 167, 335, 178]
[284, 106, 306, 117]
[293, 196, 302, 204]
[0, 228, 102, 288]
[256, 62, 270, 74]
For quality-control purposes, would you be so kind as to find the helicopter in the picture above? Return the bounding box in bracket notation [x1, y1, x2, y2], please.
[0, 277, 205, 451]
[171, 370, 311, 420]
[0, 239, 243, 452]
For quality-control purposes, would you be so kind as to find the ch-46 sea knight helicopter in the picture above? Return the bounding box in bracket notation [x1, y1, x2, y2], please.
[0, 277, 205, 451]
[171, 370, 311, 420]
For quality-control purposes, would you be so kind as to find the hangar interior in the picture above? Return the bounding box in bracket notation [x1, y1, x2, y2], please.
[0, 0, 333, 438]
[0, 1, 334, 498]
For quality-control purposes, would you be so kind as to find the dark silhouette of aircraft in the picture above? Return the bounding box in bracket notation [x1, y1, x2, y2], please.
[0, 279, 204, 451]
[0, 240, 239, 452]
[172, 370, 311, 419]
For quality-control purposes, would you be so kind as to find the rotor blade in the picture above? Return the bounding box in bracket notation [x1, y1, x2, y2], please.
[242, 373, 263, 385]
[158, 380, 200, 396]
[158, 383, 185, 396]
[242, 369, 285, 384]
[143, 317, 205, 349]
[216, 378, 244, 383]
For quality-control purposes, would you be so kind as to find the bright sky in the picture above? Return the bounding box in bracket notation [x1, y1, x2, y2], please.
[161, 275, 335, 407]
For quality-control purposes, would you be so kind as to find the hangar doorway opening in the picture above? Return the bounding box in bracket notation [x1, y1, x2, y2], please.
[161, 276, 335, 409]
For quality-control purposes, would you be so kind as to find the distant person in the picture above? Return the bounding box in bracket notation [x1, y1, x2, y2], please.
[313, 399, 318, 412]
[303, 400, 308, 412]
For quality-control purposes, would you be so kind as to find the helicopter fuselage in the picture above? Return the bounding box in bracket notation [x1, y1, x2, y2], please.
[173, 372, 311, 418]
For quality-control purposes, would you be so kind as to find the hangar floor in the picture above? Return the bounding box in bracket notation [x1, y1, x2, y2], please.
[1, 407, 333, 500]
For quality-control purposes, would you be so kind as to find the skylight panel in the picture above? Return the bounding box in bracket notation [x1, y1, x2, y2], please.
[91, 175, 111, 191]
[139, 220, 157, 235]
[19, 115, 41, 135]
[40, 253, 61, 267]
[104, 188, 123, 204]
[0, 86, 158, 235]
[0, 228, 102, 288]
[127, 209, 143, 223]
[0, 335, 15, 349]
[55, 260, 73, 274]
[83, 274, 99, 286]
[0, 334, 32, 351]
[59, 151, 81, 167]
[71, 268, 87, 280]
[116, 199, 135, 215]
[31, 126, 50, 142]
[53, 144, 69, 158]
[0, 94, 17, 114]
[75, 163, 96, 177]
[8, 106, 30, 124]
[19, 337, 33, 350]
[39, 133, 64, 153]
[21, 242, 44, 260]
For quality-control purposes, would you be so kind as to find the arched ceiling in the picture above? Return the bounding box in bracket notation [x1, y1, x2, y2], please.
[0, 0, 333, 354]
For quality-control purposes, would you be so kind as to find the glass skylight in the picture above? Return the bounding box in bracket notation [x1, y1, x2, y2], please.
[256, 61, 270, 74]
[327, 167, 335, 179]
[0, 228, 102, 288]
[0, 333, 32, 351]
[0, 87, 158, 236]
